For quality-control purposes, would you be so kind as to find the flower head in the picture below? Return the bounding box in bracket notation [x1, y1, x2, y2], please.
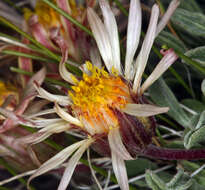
[0, 81, 18, 108]
[23, 0, 95, 61]
[26, 0, 180, 189]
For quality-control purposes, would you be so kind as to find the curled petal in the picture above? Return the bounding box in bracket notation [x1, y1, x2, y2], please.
[122, 103, 169, 117]
[133, 4, 159, 93]
[99, 0, 121, 74]
[29, 15, 57, 51]
[57, 138, 94, 190]
[17, 120, 68, 145]
[54, 103, 83, 127]
[59, 61, 78, 85]
[0, 108, 34, 133]
[111, 150, 129, 190]
[0, 144, 14, 157]
[108, 127, 133, 160]
[156, 0, 180, 36]
[27, 140, 87, 189]
[39, 120, 70, 133]
[53, 30, 78, 85]
[33, 119, 63, 128]
[26, 108, 58, 119]
[87, 8, 113, 72]
[0, 107, 19, 121]
[17, 132, 51, 145]
[15, 95, 35, 115]
[24, 100, 49, 116]
[140, 49, 178, 94]
[23, 67, 46, 100]
[34, 83, 71, 106]
[125, 0, 141, 80]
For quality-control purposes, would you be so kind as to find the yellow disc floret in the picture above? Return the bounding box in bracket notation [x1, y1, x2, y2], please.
[35, 0, 60, 29]
[69, 62, 132, 135]
[0, 81, 18, 107]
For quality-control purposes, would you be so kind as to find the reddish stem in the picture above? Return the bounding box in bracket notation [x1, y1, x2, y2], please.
[142, 145, 205, 160]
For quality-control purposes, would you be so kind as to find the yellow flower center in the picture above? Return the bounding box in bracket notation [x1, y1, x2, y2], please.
[24, 0, 85, 29]
[24, 1, 60, 29]
[35, 1, 60, 29]
[0, 81, 18, 107]
[69, 62, 132, 135]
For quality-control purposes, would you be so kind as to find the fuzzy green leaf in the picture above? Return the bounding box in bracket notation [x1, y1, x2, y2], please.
[126, 159, 157, 177]
[179, 0, 202, 13]
[145, 171, 166, 190]
[184, 111, 205, 149]
[181, 99, 205, 114]
[171, 8, 205, 37]
[156, 31, 186, 53]
[184, 46, 205, 67]
[181, 161, 205, 188]
[148, 78, 190, 128]
[146, 169, 192, 190]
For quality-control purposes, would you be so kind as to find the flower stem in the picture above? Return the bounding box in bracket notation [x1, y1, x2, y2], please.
[143, 145, 205, 160]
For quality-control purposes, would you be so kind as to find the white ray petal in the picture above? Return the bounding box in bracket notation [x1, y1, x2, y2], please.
[39, 120, 69, 133]
[41, 123, 70, 134]
[54, 103, 83, 127]
[23, 67, 46, 99]
[17, 132, 51, 145]
[80, 116, 96, 135]
[90, 46, 102, 68]
[111, 150, 129, 190]
[34, 83, 71, 106]
[18, 120, 70, 145]
[27, 140, 86, 189]
[140, 49, 178, 94]
[87, 8, 113, 72]
[133, 4, 160, 93]
[156, 0, 180, 36]
[26, 108, 57, 119]
[125, 0, 141, 80]
[59, 61, 78, 85]
[57, 138, 94, 190]
[33, 118, 63, 127]
[0, 145, 13, 157]
[100, 0, 121, 74]
[108, 127, 133, 160]
[122, 103, 169, 117]
[0, 169, 36, 186]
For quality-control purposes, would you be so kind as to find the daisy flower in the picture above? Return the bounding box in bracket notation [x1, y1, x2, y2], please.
[23, 0, 96, 62]
[25, 0, 180, 189]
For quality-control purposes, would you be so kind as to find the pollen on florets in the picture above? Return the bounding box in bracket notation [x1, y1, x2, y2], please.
[35, 1, 60, 28]
[23, 0, 60, 29]
[68, 61, 132, 134]
[0, 81, 18, 107]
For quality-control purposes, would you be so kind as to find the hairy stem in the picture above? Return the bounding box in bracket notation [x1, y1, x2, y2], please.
[143, 145, 205, 160]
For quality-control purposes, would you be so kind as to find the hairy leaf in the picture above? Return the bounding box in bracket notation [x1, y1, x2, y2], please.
[148, 78, 190, 127]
